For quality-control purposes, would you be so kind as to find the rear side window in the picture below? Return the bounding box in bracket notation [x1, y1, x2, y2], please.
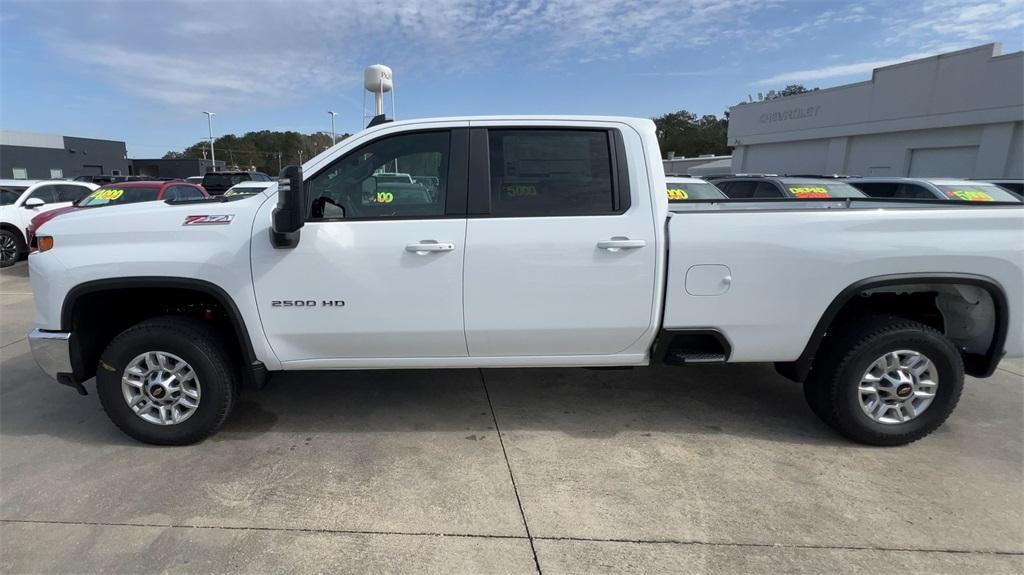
[27, 185, 58, 203]
[852, 182, 899, 198]
[487, 129, 617, 216]
[178, 185, 205, 199]
[57, 185, 92, 203]
[719, 180, 757, 199]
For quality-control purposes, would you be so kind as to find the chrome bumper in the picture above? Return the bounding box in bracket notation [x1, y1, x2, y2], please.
[28, 329, 73, 383]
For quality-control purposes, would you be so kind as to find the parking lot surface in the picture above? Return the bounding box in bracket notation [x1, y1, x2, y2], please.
[1, 261, 1022, 574]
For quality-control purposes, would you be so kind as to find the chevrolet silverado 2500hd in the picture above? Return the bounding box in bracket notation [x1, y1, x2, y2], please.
[27, 116, 1023, 446]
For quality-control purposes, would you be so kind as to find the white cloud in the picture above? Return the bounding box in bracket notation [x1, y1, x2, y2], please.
[884, 0, 1024, 48]
[27, 0, 776, 109]
[752, 48, 965, 85]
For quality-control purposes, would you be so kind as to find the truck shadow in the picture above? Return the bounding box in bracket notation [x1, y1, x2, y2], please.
[0, 341, 843, 446]
[215, 363, 843, 446]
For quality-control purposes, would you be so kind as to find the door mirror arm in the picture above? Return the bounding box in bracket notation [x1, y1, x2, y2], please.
[271, 165, 304, 249]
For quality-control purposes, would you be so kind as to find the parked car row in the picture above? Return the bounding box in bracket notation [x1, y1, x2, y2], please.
[0, 170, 282, 267]
[664, 174, 1023, 205]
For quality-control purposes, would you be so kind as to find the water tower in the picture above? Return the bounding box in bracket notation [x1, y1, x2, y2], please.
[363, 64, 394, 126]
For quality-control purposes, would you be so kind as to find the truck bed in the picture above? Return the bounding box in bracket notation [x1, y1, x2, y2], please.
[662, 202, 1024, 362]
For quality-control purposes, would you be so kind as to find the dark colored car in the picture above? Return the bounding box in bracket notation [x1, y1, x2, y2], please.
[708, 176, 866, 199]
[74, 175, 156, 185]
[27, 180, 208, 249]
[200, 171, 272, 195]
[845, 178, 1021, 202]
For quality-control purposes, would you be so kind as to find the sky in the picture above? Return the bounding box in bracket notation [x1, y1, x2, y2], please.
[1, 0, 1022, 158]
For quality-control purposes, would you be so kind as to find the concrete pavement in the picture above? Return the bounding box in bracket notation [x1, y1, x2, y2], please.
[1, 260, 1022, 574]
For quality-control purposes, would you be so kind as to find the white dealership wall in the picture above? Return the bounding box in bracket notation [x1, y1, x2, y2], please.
[727, 44, 1024, 178]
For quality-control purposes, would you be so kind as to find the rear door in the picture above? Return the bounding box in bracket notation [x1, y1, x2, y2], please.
[462, 124, 657, 357]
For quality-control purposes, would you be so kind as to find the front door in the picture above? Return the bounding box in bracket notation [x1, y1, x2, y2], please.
[251, 128, 470, 363]
[462, 126, 658, 357]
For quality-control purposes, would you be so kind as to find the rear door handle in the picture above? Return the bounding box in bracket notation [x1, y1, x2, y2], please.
[597, 237, 647, 251]
[405, 240, 455, 254]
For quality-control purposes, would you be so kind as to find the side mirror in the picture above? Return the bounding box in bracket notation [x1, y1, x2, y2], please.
[24, 197, 45, 209]
[271, 165, 304, 249]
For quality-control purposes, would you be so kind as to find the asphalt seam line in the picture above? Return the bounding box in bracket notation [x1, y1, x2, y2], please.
[480, 368, 543, 575]
[1, 519, 1020, 557]
[0, 337, 26, 349]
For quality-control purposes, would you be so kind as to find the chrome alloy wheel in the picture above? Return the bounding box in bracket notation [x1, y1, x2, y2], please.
[0, 233, 17, 265]
[121, 351, 201, 425]
[859, 350, 938, 424]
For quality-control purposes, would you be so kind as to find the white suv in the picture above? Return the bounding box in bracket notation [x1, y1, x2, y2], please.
[0, 179, 97, 267]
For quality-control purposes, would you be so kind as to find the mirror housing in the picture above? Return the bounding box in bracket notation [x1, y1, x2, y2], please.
[271, 165, 304, 249]
[24, 197, 45, 209]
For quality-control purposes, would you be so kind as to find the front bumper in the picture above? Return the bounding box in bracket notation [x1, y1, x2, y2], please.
[28, 329, 85, 394]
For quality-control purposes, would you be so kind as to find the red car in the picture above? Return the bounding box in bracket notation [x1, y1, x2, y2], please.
[27, 180, 208, 250]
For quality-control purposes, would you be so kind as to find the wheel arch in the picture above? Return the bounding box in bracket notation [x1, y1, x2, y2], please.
[61, 277, 266, 388]
[777, 273, 1009, 382]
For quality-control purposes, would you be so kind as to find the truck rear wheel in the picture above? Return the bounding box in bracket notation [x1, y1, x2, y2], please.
[805, 315, 964, 446]
[96, 316, 237, 445]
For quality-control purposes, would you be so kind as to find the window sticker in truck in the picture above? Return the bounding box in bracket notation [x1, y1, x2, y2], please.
[503, 184, 537, 197]
[944, 189, 994, 202]
[789, 186, 829, 198]
[666, 188, 689, 200]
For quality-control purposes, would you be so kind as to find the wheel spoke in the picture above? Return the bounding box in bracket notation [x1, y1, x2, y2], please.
[121, 351, 202, 427]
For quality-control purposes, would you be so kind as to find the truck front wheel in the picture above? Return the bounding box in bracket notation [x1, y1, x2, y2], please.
[804, 315, 964, 446]
[96, 316, 237, 445]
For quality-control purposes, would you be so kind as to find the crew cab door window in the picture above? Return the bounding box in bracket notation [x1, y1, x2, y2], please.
[486, 129, 621, 216]
[463, 126, 656, 357]
[307, 131, 449, 220]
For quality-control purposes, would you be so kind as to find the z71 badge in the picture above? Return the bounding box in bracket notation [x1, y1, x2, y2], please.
[183, 214, 234, 226]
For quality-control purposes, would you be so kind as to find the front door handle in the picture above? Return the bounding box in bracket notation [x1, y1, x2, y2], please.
[597, 237, 647, 251]
[406, 240, 455, 254]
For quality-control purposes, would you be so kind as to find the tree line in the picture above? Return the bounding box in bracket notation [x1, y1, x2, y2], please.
[653, 84, 813, 159]
[164, 130, 350, 174]
[161, 85, 813, 169]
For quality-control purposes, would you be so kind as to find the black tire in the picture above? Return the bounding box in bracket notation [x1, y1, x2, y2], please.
[96, 316, 237, 445]
[805, 315, 964, 446]
[0, 228, 24, 268]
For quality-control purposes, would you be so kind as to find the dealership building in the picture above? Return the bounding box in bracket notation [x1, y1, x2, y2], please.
[0, 130, 131, 180]
[726, 44, 1023, 178]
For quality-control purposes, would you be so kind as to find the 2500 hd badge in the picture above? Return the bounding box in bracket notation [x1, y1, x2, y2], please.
[271, 300, 346, 307]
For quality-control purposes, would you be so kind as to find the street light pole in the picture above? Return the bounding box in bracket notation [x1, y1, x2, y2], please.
[328, 111, 338, 145]
[202, 111, 216, 171]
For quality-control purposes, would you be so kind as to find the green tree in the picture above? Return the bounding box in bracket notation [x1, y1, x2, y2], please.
[764, 84, 817, 100]
[653, 110, 730, 158]
[165, 130, 350, 174]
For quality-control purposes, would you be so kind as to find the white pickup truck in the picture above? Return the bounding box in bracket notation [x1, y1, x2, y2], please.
[27, 116, 1023, 446]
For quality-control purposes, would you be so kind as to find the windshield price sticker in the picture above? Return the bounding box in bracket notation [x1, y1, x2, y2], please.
[789, 186, 829, 198]
[373, 191, 395, 203]
[666, 188, 689, 200]
[92, 189, 124, 201]
[945, 189, 993, 202]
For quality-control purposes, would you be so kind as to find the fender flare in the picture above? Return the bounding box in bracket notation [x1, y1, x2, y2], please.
[61, 277, 266, 386]
[778, 273, 1009, 382]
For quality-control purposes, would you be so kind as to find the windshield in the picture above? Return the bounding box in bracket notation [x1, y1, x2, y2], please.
[782, 180, 865, 198]
[224, 186, 263, 198]
[0, 187, 27, 205]
[937, 184, 1020, 202]
[665, 181, 724, 201]
[79, 186, 160, 207]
